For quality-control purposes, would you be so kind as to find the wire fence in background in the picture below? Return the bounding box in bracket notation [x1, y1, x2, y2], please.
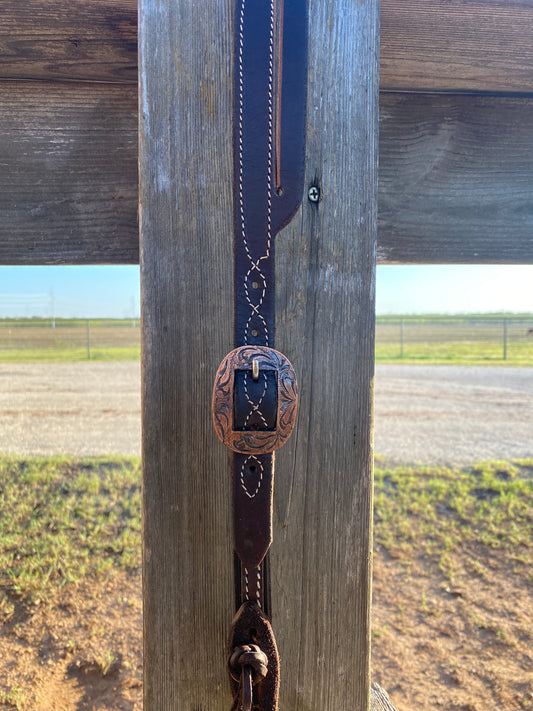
[376, 316, 533, 363]
[1, 316, 532, 363]
[0, 319, 140, 361]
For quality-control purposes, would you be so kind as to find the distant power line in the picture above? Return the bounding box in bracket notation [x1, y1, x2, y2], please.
[0, 294, 52, 318]
[0, 294, 49, 301]
[0, 293, 140, 319]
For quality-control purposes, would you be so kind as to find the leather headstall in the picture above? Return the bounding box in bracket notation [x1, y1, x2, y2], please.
[212, 1, 308, 710]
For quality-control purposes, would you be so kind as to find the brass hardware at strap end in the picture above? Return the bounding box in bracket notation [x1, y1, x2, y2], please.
[252, 359, 260, 381]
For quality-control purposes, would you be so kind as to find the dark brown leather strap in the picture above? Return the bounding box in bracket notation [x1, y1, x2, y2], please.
[232, 0, 307, 599]
[234, 0, 308, 350]
[213, 1, 307, 709]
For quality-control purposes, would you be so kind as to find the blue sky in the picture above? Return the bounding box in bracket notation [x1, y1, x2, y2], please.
[0, 265, 531, 317]
[376, 265, 533, 314]
[0, 266, 140, 319]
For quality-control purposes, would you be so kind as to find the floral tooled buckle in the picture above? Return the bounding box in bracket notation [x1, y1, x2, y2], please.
[212, 346, 298, 455]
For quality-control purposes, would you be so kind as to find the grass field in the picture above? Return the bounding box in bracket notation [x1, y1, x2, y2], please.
[375, 341, 533, 365]
[0, 319, 140, 362]
[374, 456, 533, 579]
[0, 455, 530, 611]
[0, 315, 532, 364]
[376, 313, 533, 365]
[0, 456, 141, 613]
[0, 456, 531, 710]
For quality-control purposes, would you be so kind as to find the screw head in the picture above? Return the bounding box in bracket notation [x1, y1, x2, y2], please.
[308, 186, 320, 203]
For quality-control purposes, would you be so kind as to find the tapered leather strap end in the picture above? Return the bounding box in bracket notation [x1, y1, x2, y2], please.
[232, 452, 274, 572]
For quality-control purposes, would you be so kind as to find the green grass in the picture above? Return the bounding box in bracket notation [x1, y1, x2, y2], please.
[0, 319, 141, 362]
[375, 341, 533, 366]
[1, 455, 531, 614]
[0, 318, 139, 327]
[375, 313, 533, 365]
[0, 456, 141, 612]
[0, 346, 141, 363]
[1, 315, 533, 364]
[377, 311, 533, 323]
[374, 458, 533, 577]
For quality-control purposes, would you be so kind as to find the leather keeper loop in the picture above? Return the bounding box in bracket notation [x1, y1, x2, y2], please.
[228, 602, 279, 711]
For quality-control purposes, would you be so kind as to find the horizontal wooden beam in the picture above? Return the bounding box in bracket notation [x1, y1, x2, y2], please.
[380, 0, 533, 94]
[0, 81, 138, 264]
[378, 93, 533, 263]
[2, 1, 533, 93]
[0, 0, 137, 84]
[1, 84, 532, 265]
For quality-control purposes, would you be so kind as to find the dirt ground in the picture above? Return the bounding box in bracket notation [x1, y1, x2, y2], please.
[1, 362, 531, 708]
[0, 572, 142, 711]
[372, 547, 533, 711]
[1, 544, 531, 711]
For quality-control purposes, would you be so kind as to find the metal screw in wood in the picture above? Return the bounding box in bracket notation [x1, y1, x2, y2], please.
[308, 185, 320, 203]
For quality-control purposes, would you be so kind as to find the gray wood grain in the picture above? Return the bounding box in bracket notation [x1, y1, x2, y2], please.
[272, 0, 379, 708]
[139, 0, 378, 709]
[4, 0, 533, 93]
[370, 683, 399, 711]
[0, 81, 138, 264]
[379, 93, 533, 264]
[0, 0, 137, 84]
[139, 0, 234, 708]
[2, 89, 533, 266]
[2, 89, 532, 266]
[381, 0, 533, 94]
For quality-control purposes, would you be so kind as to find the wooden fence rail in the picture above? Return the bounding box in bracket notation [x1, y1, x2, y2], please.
[1, 85, 532, 265]
[3, 0, 533, 93]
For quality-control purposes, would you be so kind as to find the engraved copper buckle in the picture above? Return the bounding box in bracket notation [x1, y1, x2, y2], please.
[212, 346, 298, 455]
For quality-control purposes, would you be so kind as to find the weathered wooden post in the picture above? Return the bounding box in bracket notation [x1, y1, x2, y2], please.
[139, 0, 378, 708]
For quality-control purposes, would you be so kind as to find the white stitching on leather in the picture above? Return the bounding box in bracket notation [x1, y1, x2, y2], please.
[236, 0, 274, 620]
[238, 0, 275, 347]
[243, 371, 269, 429]
[240, 455, 264, 499]
[238, 1, 246, 241]
[244, 566, 249, 601]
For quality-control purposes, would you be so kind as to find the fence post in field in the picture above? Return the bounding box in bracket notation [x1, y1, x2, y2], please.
[503, 317, 508, 360]
[50, 290, 55, 329]
[86, 319, 91, 360]
[139, 0, 378, 708]
[400, 317, 404, 358]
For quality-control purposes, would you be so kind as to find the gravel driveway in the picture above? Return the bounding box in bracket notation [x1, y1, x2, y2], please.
[374, 364, 533, 465]
[0, 362, 141, 456]
[0, 362, 531, 465]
